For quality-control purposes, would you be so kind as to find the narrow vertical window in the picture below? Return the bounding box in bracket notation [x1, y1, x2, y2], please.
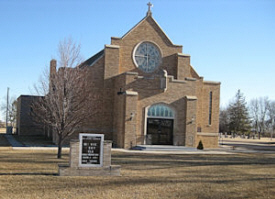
[209, 91, 213, 125]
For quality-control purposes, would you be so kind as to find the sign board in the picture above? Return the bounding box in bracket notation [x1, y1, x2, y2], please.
[79, 134, 104, 167]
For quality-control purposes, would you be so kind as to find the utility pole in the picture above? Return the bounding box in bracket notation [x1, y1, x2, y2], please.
[6, 87, 9, 134]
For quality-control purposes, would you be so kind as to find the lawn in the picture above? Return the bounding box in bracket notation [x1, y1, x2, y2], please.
[0, 128, 6, 133]
[0, 149, 275, 199]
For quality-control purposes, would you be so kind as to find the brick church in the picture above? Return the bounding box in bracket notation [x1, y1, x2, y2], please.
[17, 4, 220, 148]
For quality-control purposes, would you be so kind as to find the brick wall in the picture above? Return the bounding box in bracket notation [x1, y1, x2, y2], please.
[16, 95, 45, 136]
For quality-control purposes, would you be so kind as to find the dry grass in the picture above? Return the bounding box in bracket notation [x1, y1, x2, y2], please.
[0, 149, 275, 199]
[0, 128, 6, 133]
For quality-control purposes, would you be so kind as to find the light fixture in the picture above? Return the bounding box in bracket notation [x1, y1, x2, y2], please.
[117, 88, 125, 95]
[130, 112, 135, 121]
[191, 116, 195, 123]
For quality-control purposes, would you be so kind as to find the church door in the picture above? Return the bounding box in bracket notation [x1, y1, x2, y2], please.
[146, 104, 175, 145]
[147, 118, 173, 145]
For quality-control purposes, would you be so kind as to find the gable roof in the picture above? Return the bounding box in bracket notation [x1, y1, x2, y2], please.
[120, 14, 182, 48]
[80, 12, 182, 69]
[79, 49, 104, 68]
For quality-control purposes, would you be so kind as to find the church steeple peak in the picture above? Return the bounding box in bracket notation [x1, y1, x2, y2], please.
[146, 2, 153, 16]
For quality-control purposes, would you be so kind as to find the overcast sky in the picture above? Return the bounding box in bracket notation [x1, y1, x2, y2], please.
[0, 0, 275, 121]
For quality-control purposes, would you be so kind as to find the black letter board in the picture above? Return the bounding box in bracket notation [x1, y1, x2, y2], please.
[79, 134, 104, 167]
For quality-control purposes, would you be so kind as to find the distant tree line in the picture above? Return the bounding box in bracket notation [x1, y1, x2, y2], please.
[219, 89, 275, 139]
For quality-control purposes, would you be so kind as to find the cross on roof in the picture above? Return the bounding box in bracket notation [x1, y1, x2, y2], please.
[147, 2, 153, 16]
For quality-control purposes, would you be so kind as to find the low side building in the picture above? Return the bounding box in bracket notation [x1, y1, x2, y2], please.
[16, 95, 45, 136]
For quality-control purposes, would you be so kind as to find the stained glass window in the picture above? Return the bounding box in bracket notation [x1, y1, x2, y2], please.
[134, 42, 161, 73]
[147, 104, 174, 118]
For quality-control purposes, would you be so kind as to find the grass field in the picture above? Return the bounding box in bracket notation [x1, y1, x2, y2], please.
[0, 149, 274, 199]
[0, 128, 6, 133]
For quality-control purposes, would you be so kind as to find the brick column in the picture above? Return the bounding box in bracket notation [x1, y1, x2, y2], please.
[123, 91, 138, 149]
[184, 96, 198, 147]
[104, 44, 120, 87]
[177, 53, 191, 80]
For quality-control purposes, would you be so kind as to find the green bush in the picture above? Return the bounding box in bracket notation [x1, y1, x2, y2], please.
[197, 140, 204, 150]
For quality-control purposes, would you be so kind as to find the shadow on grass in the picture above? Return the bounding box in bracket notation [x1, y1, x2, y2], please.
[224, 143, 275, 151]
[111, 153, 275, 170]
[0, 172, 58, 176]
[0, 153, 69, 164]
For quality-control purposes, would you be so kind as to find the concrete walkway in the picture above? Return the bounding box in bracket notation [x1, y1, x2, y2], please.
[114, 145, 234, 154]
[133, 145, 198, 151]
[4, 134, 24, 147]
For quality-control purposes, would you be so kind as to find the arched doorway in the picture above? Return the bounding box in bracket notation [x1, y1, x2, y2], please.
[146, 104, 174, 145]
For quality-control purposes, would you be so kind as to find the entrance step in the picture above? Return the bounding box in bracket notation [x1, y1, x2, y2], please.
[132, 145, 198, 151]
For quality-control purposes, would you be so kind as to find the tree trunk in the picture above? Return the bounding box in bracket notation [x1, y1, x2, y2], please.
[57, 133, 62, 159]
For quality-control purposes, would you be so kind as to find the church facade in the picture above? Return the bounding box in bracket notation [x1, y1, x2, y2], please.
[17, 7, 221, 149]
[75, 8, 220, 148]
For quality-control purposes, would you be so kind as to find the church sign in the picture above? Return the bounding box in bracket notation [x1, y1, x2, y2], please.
[79, 134, 104, 167]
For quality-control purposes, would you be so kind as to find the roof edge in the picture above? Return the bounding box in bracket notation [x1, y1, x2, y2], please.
[118, 14, 182, 48]
[203, 80, 221, 85]
[79, 49, 104, 68]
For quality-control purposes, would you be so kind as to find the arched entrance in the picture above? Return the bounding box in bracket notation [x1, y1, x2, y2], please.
[146, 104, 174, 145]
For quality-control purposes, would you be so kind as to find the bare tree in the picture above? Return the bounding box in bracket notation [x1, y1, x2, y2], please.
[1, 95, 17, 129]
[258, 97, 269, 138]
[9, 100, 17, 128]
[249, 97, 271, 139]
[250, 98, 260, 138]
[32, 38, 95, 158]
[267, 101, 275, 139]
